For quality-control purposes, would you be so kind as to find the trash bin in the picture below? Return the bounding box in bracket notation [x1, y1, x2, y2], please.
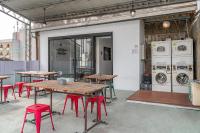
[191, 81, 200, 106]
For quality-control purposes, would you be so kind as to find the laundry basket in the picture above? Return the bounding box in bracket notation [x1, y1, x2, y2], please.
[190, 80, 200, 106]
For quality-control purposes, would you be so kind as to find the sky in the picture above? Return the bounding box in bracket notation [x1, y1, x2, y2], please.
[0, 12, 19, 40]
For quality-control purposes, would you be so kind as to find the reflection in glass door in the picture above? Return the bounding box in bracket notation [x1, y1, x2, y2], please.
[49, 39, 75, 78]
[49, 37, 95, 80]
[76, 38, 95, 79]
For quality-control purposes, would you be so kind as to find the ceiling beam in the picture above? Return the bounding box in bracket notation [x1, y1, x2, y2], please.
[33, 0, 196, 22]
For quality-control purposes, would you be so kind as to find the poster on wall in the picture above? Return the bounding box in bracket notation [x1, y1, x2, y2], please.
[104, 47, 111, 61]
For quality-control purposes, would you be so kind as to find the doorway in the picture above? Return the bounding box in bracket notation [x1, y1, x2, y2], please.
[95, 36, 113, 74]
[48, 33, 112, 80]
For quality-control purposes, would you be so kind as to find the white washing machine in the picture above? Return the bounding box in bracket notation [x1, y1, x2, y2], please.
[152, 57, 172, 92]
[172, 57, 193, 93]
[151, 40, 171, 58]
[172, 38, 193, 57]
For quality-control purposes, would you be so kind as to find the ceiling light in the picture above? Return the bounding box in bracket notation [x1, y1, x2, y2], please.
[130, 0, 136, 17]
[130, 9, 136, 16]
[163, 21, 171, 28]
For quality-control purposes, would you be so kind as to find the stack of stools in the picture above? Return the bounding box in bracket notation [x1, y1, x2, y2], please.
[21, 104, 55, 133]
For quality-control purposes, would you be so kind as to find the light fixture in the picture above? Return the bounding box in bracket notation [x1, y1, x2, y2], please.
[43, 8, 47, 26]
[130, 0, 136, 16]
[163, 21, 171, 28]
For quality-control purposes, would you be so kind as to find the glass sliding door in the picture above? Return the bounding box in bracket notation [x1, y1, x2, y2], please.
[75, 37, 95, 79]
[49, 39, 75, 78]
[49, 36, 96, 80]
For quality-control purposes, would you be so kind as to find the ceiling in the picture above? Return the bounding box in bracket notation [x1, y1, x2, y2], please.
[0, 0, 196, 23]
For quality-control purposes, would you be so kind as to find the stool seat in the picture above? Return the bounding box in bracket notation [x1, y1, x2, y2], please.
[2, 85, 13, 88]
[21, 104, 55, 133]
[27, 104, 50, 112]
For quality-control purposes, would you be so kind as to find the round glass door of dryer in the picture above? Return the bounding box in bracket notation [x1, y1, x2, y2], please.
[176, 73, 189, 85]
[155, 73, 167, 84]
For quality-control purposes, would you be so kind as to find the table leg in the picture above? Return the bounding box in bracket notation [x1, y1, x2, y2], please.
[34, 87, 37, 104]
[20, 75, 22, 82]
[29, 76, 32, 83]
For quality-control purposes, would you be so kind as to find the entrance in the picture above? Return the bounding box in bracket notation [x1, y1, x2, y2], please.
[48, 33, 112, 80]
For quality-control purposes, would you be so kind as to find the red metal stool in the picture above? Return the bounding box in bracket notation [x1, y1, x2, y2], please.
[21, 104, 55, 133]
[86, 96, 107, 121]
[2, 85, 16, 102]
[62, 94, 84, 117]
[26, 79, 44, 99]
[14, 82, 25, 97]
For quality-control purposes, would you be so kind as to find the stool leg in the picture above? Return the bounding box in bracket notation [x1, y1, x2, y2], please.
[4, 88, 8, 102]
[62, 96, 68, 115]
[112, 85, 116, 96]
[19, 84, 23, 97]
[35, 112, 42, 133]
[26, 86, 31, 98]
[75, 99, 79, 117]
[21, 111, 28, 133]
[97, 102, 101, 121]
[48, 108, 55, 130]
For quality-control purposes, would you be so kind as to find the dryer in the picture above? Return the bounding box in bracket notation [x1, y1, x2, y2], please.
[172, 57, 193, 93]
[152, 57, 172, 92]
[172, 38, 193, 57]
[151, 40, 171, 58]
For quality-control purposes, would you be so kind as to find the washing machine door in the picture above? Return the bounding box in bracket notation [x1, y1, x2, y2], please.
[156, 73, 167, 84]
[176, 73, 189, 85]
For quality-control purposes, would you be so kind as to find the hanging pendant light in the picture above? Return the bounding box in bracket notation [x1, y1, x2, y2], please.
[163, 21, 171, 28]
[43, 8, 47, 26]
[130, 0, 136, 16]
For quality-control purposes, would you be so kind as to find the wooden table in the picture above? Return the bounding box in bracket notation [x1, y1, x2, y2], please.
[16, 71, 58, 82]
[85, 74, 117, 82]
[0, 76, 9, 104]
[24, 80, 108, 133]
[85, 74, 117, 102]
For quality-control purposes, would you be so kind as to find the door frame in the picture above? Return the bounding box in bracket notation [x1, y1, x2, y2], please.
[48, 32, 113, 79]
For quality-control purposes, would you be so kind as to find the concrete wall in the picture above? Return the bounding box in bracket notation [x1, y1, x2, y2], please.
[39, 20, 144, 91]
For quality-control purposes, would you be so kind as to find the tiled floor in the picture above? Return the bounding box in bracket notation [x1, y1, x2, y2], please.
[127, 90, 200, 109]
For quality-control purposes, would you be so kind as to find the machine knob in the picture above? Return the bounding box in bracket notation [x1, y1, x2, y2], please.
[173, 65, 176, 71]
[189, 65, 193, 71]
[153, 66, 156, 70]
[167, 65, 170, 71]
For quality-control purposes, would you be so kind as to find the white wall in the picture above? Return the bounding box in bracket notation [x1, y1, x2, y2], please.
[39, 20, 144, 91]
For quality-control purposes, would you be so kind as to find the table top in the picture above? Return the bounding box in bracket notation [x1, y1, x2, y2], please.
[24, 80, 108, 96]
[0, 76, 9, 80]
[84, 74, 117, 81]
[16, 71, 58, 76]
